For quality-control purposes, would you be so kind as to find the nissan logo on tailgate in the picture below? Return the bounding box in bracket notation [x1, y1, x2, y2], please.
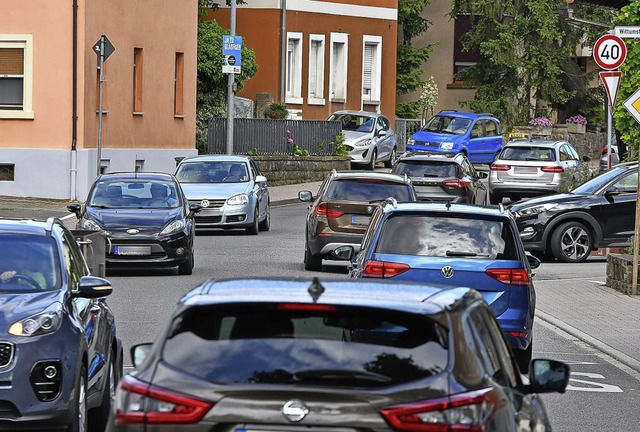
[282, 400, 309, 422]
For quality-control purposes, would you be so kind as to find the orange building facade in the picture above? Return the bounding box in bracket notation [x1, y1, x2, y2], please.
[0, 0, 198, 199]
[208, 0, 398, 122]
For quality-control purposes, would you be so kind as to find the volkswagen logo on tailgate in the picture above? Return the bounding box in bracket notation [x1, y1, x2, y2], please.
[441, 265, 454, 279]
[282, 400, 309, 422]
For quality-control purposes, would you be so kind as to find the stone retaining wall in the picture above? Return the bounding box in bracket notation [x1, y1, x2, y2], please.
[509, 125, 607, 162]
[606, 253, 638, 295]
[252, 155, 351, 185]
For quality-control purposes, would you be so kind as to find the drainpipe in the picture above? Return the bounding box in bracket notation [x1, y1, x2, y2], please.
[70, 0, 78, 200]
[279, 0, 286, 101]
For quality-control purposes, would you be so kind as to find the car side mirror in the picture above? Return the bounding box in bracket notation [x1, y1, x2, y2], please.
[582, 155, 591, 162]
[332, 245, 355, 261]
[299, 190, 313, 202]
[255, 175, 267, 183]
[131, 343, 153, 368]
[189, 203, 203, 215]
[67, 203, 82, 219]
[377, 130, 387, 138]
[605, 186, 620, 197]
[527, 254, 541, 269]
[72, 275, 112, 299]
[529, 359, 570, 394]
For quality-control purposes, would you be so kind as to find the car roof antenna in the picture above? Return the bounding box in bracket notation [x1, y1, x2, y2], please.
[308, 277, 325, 303]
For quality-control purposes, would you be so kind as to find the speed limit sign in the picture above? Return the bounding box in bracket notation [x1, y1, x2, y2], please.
[593, 34, 627, 70]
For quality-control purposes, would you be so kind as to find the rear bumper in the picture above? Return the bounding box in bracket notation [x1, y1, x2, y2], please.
[308, 233, 363, 257]
[489, 182, 559, 198]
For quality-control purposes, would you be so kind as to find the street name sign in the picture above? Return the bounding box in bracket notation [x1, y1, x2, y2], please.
[614, 26, 640, 38]
[593, 34, 627, 70]
[599, 71, 622, 112]
[222, 35, 242, 74]
[623, 88, 640, 125]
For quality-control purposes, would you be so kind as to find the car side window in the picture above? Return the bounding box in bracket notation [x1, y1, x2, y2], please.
[250, 161, 259, 178]
[484, 120, 498, 137]
[471, 121, 482, 138]
[376, 118, 385, 134]
[559, 146, 572, 162]
[479, 308, 519, 386]
[461, 158, 474, 177]
[612, 171, 638, 194]
[467, 307, 513, 387]
[361, 207, 384, 252]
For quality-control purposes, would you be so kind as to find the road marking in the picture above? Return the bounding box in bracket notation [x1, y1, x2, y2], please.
[61, 213, 75, 221]
[567, 372, 623, 393]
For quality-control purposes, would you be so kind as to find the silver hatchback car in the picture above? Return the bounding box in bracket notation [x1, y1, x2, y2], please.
[488, 139, 587, 204]
[175, 155, 270, 234]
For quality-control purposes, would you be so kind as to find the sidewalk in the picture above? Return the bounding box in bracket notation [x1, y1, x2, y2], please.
[2, 181, 639, 373]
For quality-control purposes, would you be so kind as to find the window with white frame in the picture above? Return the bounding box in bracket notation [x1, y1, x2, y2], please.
[286, 32, 303, 104]
[0, 35, 33, 119]
[308, 34, 325, 105]
[362, 35, 382, 104]
[329, 33, 348, 102]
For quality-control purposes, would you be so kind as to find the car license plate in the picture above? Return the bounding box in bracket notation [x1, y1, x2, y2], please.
[514, 167, 538, 174]
[351, 216, 371, 226]
[113, 246, 151, 256]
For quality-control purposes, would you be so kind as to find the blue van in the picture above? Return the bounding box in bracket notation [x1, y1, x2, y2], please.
[407, 111, 503, 164]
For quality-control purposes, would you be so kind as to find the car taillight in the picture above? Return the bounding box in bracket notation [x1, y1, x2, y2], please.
[362, 260, 410, 278]
[316, 202, 344, 218]
[490, 164, 510, 171]
[115, 375, 214, 425]
[601, 146, 616, 154]
[442, 179, 470, 188]
[379, 388, 499, 432]
[540, 166, 564, 173]
[485, 268, 530, 285]
[278, 303, 337, 312]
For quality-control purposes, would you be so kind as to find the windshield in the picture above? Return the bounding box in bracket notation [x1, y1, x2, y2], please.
[88, 179, 181, 209]
[0, 234, 61, 291]
[175, 162, 250, 184]
[422, 115, 472, 136]
[393, 161, 459, 178]
[162, 303, 449, 386]
[325, 179, 414, 202]
[329, 113, 375, 133]
[572, 166, 633, 194]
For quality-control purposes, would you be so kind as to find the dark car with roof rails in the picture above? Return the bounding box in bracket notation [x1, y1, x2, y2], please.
[392, 151, 488, 204]
[111, 277, 569, 431]
[298, 170, 416, 272]
[0, 216, 121, 431]
[68, 172, 201, 275]
[510, 161, 638, 263]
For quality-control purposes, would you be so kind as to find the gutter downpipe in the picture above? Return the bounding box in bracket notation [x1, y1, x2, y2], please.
[279, 0, 286, 101]
[70, 0, 78, 200]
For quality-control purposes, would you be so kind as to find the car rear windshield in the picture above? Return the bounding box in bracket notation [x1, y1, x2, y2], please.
[325, 179, 413, 202]
[500, 146, 556, 162]
[162, 303, 449, 387]
[375, 214, 519, 260]
[0, 234, 61, 292]
[393, 161, 459, 178]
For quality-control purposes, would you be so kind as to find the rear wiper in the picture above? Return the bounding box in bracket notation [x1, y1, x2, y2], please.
[446, 250, 490, 257]
[293, 368, 392, 384]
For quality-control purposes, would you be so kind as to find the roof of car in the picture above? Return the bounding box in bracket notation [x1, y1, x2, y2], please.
[505, 139, 567, 147]
[396, 151, 465, 163]
[330, 110, 382, 117]
[179, 155, 252, 163]
[0, 217, 61, 236]
[330, 170, 411, 183]
[435, 111, 498, 120]
[179, 277, 482, 315]
[382, 201, 512, 218]
[97, 172, 177, 181]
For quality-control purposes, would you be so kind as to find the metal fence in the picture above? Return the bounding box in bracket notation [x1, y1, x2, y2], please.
[207, 118, 343, 155]
[394, 118, 425, 153]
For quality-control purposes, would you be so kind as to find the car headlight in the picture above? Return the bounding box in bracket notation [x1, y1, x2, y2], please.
[9, 303, 63, 337]
[514, 203, 557, 218]
[407, 138, 415, 146]
[81, 219, 102, 231]
[440, 142, 455, 150]
[227, 193, 249, 206]
[354, 138, 372, 147]
[160, 220, 186, 235]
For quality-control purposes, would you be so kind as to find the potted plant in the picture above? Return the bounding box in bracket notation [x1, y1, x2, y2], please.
[565, 115, 587, 134]
[529, 116, 553, 135]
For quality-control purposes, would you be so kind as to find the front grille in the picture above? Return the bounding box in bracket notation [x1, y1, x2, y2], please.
[190, 199, 225, 209]
[197, 216, 222, 224]
[0, 400, 20, 418]
[0, 343, 14, 368]
[415, 141, 439, 147]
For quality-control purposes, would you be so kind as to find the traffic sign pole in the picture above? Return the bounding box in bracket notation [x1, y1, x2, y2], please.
[226, 4, 237, 155]
[97, 36, 105, 177]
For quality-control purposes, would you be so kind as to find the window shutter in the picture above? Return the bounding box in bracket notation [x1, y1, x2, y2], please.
[363, 44, 373, 98]
[309, 41, 319, 97]
[0, 48, 24, 75]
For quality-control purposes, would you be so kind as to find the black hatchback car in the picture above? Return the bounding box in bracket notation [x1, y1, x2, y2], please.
[510, 161, 637, 262]
[111, 277, 569, 431]
[68, 172, 201, 275]
[0, 216, 121, 431]
[392, 151, 488, 204]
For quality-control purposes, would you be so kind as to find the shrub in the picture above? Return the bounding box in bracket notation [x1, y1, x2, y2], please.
[263, 101, 289, 119]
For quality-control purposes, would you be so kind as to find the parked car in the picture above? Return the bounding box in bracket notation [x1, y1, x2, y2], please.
[175, 155, 270, 234]
[406, 111, 502, 164]
[334, 200, 539, 372]
[68, 172, 200, 275]
[489, 139, 589, 204]
[111, 277, 569, 431]
[298, 170, 416, 271]
[0, 216, 121, 431]
[510, 161, 638, 263]
[328, 110, 397, 170]
[600, 141, 620, 173]
[392, 151, 488, 204]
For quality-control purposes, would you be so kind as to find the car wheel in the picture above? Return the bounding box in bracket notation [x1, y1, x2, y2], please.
[259, 202, 271, 232]
[178, 251, 194, 275]
[384, 146, 396, 168]
[489, 191, 501, 205]
[88, 351, 118, 431]
[550, 221, 593, 263]
[246, 207, 259, 235]
[366, 149, 377, 170]
[69, 366, 88, 432]
[304, 245, 323, 271]
[514, 344, 533, 374]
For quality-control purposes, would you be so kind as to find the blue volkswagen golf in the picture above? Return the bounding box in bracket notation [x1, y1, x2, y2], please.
[335, 200, 539, 372]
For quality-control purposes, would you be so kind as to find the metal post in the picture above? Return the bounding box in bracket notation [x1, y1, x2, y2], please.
[606, 99, 612, 170]
[633, 166, 640, 295]
[226, 2, 237, 155]
[97, 36, 105, 176]
[280, 0, 287, 102]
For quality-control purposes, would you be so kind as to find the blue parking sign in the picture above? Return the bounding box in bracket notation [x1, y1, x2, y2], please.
[222, 35, 242, 74]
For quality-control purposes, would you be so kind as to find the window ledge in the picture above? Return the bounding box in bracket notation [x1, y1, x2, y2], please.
[307, 98, 325, 106]
[362, 100, 380, 106]
[174, 114, 185, 119]
[330, 98, 346, 103]
[133, 111, 144, 116]
[96, 110, 109, 115]
[0, 111, 34, 120]
[285, 97, 303, 105]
